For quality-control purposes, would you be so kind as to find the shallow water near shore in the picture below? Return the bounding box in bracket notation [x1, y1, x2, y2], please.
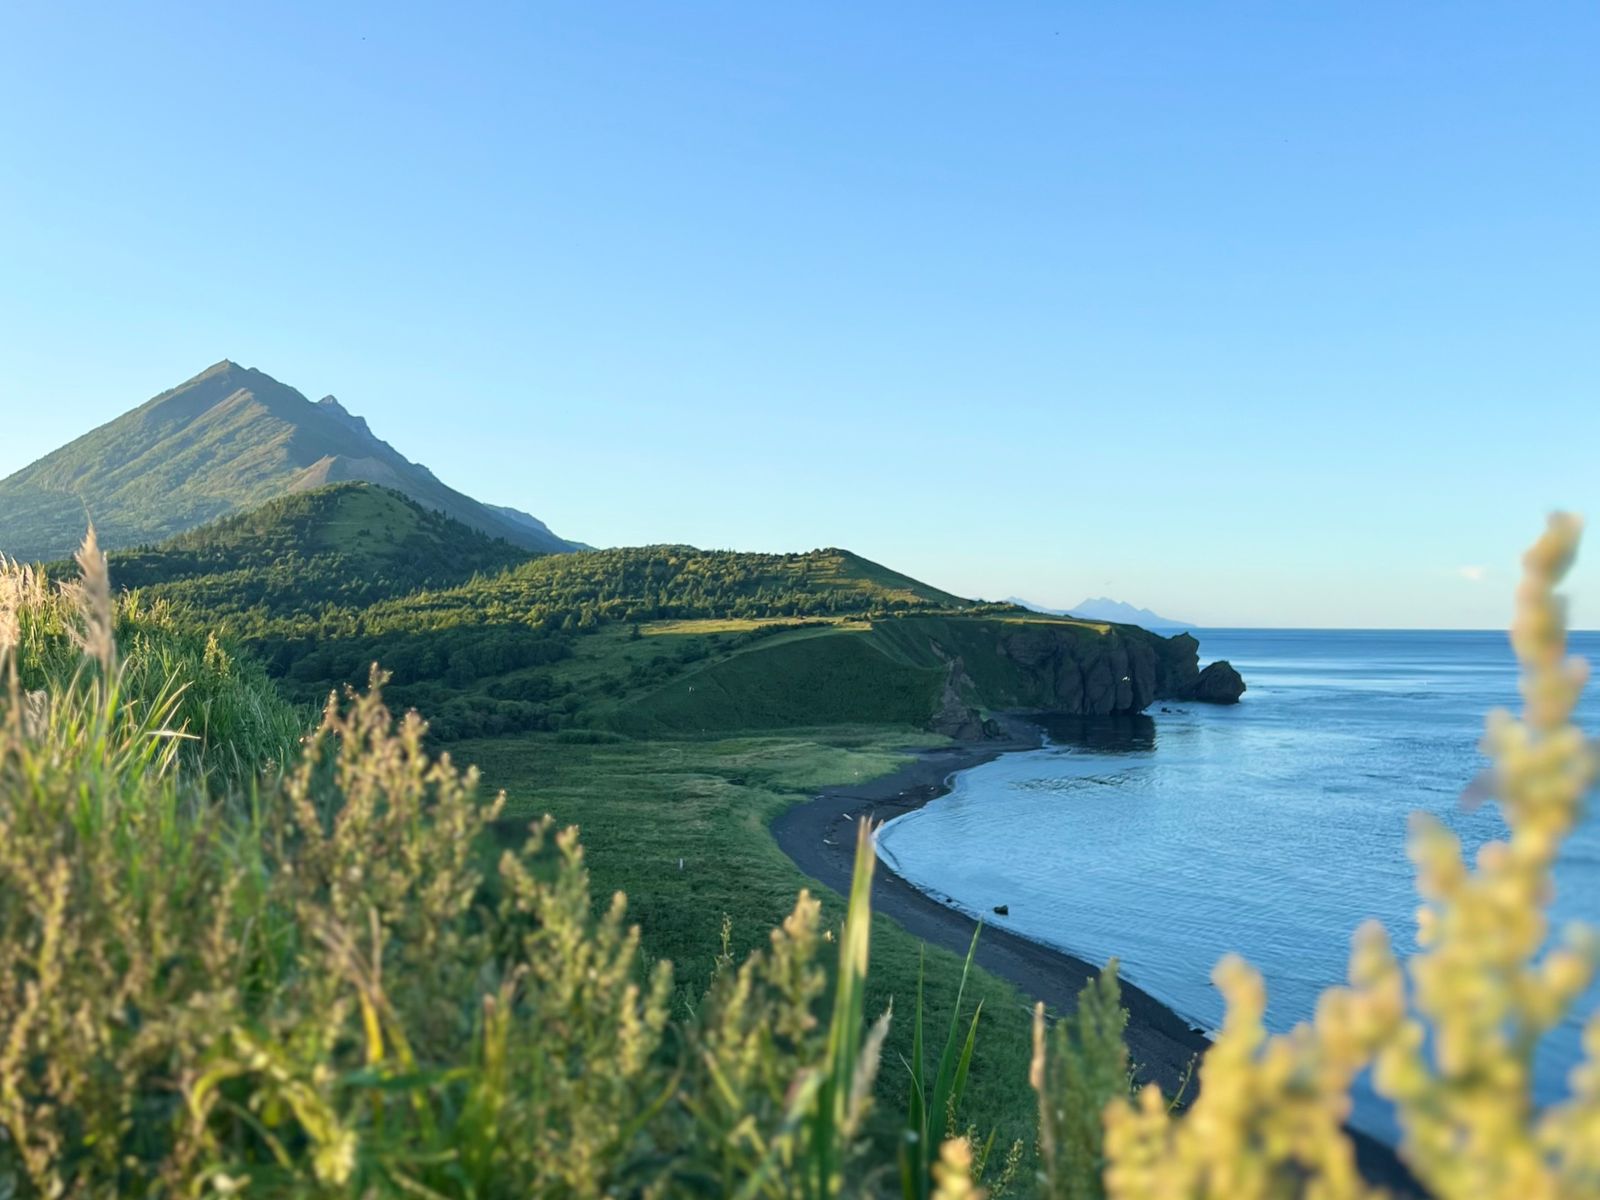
[876, 629, 1600, 1141]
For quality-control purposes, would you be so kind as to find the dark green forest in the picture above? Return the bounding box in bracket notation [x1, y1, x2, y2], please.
[94, 483, 535, 612]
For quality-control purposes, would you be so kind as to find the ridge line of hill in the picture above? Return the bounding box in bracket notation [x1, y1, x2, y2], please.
[0, 360, 580, 562]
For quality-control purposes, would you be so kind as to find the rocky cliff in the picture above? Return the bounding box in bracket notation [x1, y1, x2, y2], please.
[985, 620, 1235, 713]
[1193, 659, 1247, 704]
[611, 613, 1246, 740]
[882, 616, 1244, 737]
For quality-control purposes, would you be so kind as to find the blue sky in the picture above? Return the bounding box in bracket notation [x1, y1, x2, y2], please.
[2, 2, 1595, 627]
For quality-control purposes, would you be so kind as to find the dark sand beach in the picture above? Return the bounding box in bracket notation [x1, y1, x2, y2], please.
[770, 717, 1422, 1195]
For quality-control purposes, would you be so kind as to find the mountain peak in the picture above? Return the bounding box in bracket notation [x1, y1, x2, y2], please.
[1069, 597, 1190, 629]
[0, 363, 584, 561]
[192, 358, 244, 381]
[315, 394, 373, 439]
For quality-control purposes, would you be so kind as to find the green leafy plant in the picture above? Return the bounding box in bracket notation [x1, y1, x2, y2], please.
[901, 931, 985, 1199]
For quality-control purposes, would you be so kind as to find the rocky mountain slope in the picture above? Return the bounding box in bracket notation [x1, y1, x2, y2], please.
[0, 360, 580, 561]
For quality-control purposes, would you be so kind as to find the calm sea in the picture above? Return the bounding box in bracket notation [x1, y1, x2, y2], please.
[875, 629, 1600, 1140]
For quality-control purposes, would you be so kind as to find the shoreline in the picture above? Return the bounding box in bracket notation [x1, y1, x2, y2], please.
[770, 715, 1212, 1093]
[769, 713, 1422, 1195]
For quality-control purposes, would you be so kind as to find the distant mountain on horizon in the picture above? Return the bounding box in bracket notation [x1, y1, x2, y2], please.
[1008, 595, 1192, 629]
[0, 360, 582, 562]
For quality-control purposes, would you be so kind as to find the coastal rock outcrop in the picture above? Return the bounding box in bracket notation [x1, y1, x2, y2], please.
[1155, 632, 1201, 698]
[983, 623, 1211, 715]
[1192, 660, 1246, 704]
[989, 624, 1152, 714]
[911, 617, 1245, 730]
[928, 652, 990, 740]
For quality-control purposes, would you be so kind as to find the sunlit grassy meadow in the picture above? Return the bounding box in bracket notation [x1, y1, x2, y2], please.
[461, 728, 1043, 1159]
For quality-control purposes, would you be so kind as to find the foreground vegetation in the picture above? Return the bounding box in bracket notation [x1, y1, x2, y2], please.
[460, 729, 1042, 1156]
[2, 535, 1038, 1196]
[6, 534, 305, 784]
[2, 516, 1597, 1197]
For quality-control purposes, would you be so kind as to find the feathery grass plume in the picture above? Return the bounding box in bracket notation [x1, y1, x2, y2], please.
[0, 558, 21, 661]
[463, 816, 675, 1194]
[0, 559, 21, 730]
[0, 557, 50, 685]
[61, 525, 116, 672]
[2, 533, 305, 787]
[932, 1136, 988, 1200]
[1364, 511, 1600, 1195]
[1031, 965, 1130, 1200]
[0, 559, 51, 738]
[1098, 513, 1598, 1200]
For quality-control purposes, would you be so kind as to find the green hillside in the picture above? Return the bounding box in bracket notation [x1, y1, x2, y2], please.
[610, 624, 949, 733]
[205, 539, 994, 739]
[356, 543, 975, 632]
[43, 485, 1204, 745]
[55, 490, 1045, 741]
[604, 612, 1190, 737]
[100, 482, 536, 614]
[0, 360, 580, 561]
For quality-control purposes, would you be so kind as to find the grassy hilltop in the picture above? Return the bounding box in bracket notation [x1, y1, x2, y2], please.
[98, 483, 536, 612]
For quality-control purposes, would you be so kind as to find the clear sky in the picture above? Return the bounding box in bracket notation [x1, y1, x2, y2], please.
[2, 2, 1596, 628]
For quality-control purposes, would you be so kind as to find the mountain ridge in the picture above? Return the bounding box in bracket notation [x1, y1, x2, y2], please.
[1007, 595, 1191, 629]
[0, 360, 581, 561]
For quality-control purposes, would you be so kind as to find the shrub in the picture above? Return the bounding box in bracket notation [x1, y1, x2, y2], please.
[554, 728, 631, 744]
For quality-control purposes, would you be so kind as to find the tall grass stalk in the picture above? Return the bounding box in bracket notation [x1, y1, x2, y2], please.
[901, 930, 986, 1200]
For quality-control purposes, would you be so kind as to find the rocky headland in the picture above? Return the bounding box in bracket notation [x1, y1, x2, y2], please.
[918, 618, 1247, 739]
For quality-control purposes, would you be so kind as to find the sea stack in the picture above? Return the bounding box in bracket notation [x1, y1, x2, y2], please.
[1193, 660, 1247, 704]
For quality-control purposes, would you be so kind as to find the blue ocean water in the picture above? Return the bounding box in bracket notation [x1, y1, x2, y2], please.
[875, 629, 1600, 1139]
